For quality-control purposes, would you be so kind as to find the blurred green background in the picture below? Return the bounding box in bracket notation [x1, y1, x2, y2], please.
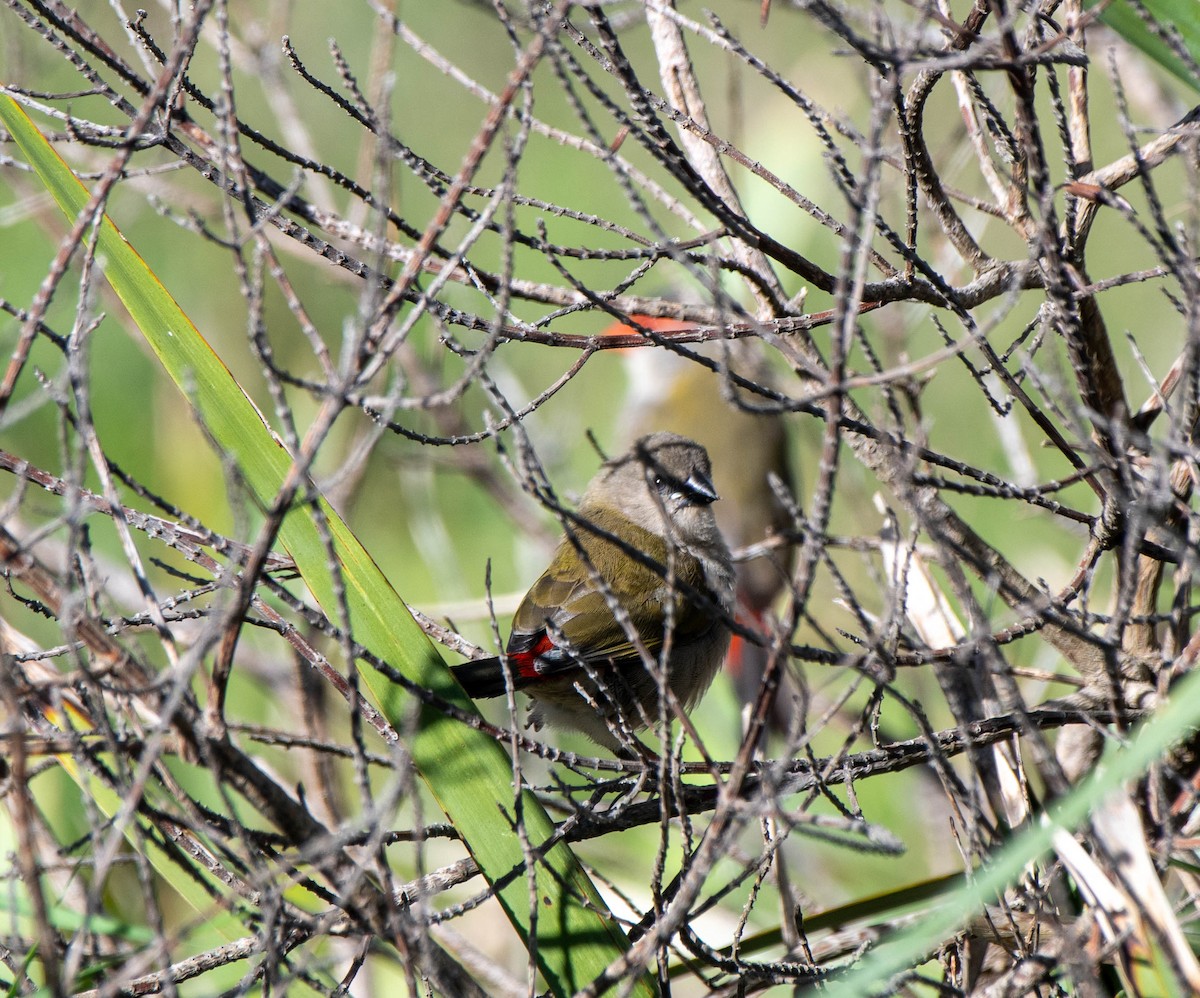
[2, 1, 1196, 991]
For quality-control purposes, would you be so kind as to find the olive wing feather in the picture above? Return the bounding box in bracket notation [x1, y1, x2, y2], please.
[509, 511, 718, 675]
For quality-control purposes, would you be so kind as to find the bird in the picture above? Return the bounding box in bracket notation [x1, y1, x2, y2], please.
[454, 432, 736, 752]
[613, 318, 797, 735]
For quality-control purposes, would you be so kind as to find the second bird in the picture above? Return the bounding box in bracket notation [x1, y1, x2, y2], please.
[454, 432, 735, 752]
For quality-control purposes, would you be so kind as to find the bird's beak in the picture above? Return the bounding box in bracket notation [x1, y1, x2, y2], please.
[684, 469, 719, 505]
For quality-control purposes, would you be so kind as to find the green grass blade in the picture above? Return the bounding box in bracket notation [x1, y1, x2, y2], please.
[0, 894, 154, 946]
[700, 871, 963, 968]
[0, 95, 651, 998]
[1086, 0, 1200, 92]
[822, 663, 1200, 996]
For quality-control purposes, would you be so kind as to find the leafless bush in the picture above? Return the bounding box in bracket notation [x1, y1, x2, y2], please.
[2, 0, 1200, 994]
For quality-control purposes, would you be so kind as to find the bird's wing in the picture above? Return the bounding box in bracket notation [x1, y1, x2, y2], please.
[506, 519, 717, 681]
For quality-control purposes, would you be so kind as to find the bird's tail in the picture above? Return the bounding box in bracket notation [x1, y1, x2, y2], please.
[452, 657, 517, 699]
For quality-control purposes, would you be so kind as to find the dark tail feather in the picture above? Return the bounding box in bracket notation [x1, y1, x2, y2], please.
[452, 657, 516, 699]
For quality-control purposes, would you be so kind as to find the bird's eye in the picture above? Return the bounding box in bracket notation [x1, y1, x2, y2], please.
[653, 474, 684, 502]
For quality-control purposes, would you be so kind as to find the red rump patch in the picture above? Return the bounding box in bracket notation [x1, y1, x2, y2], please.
[726, 606, 767, 677]
[511, 632, 557, 680]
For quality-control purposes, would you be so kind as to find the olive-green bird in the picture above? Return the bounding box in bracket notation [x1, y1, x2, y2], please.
[454, 432, 735, 751]
[617, 319, 796, 734]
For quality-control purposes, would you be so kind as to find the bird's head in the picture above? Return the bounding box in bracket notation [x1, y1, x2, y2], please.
[586, 432, 723, 544]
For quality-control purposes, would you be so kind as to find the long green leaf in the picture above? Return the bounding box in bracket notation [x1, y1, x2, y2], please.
[0, 95, 651, 998]
[822, 662, 1200, 996]
[0, 894, 154, 946]
[1086, 0, 1200, 92]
